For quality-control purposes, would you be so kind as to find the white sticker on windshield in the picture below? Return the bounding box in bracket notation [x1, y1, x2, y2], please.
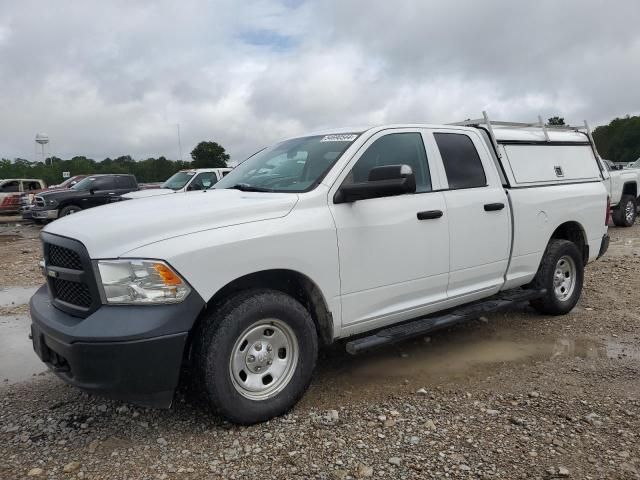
[320, 134, 358, 142]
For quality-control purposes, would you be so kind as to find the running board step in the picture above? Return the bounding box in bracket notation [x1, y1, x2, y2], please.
[345, 289, 546, 355]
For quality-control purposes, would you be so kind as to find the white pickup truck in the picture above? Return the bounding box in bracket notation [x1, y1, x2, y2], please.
[121, 168, 232, 199]
[601, 159, 639, 227]
[30, 114, 609, 424]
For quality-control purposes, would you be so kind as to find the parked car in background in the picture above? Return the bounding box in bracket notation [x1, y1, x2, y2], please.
[602, 159, 624, 171]
[21, 175, 87, 220]
[138, 182, 163, 190]
[625, 158, 640, 169]
[601, 157, 639, 227]
[0, 178, 46, 214]
[48, 175, 87, 189]
[30, 115, 609, 424]
[30, 174, 138, 221]
[121, 168, 231, 200]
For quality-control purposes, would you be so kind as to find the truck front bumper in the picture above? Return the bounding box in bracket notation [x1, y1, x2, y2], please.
[31, 208, 58, 220]
[29, 285, 205, 407]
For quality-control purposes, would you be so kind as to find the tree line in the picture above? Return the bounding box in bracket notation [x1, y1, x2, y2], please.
[592, 115, 640, 164]
[0, 141, 230, 186]
[548, 115, 640, 163]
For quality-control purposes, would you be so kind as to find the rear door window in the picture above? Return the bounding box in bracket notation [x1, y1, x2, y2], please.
[23, 181, 41, 191]
[93, 177, 116, 191]
[434, 133, 487, 189]
[191, 172, 217, 189]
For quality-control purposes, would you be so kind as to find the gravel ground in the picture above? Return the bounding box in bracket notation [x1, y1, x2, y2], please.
[1, 221, 639, 479]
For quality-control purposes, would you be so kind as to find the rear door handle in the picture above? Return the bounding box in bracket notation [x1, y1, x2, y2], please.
[484, 203, 505, 212]
[417, 210, 443, 220]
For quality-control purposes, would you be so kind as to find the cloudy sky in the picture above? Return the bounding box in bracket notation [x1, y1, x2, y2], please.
[1, 0, 639, 162]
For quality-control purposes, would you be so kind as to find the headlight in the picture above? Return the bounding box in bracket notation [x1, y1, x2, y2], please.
[97, 260, 191, 304]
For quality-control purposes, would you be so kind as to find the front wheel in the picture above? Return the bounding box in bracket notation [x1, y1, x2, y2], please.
[194, 289, 318, 424]
[58, 205, 82, 217]
[529, 239, 584, 315]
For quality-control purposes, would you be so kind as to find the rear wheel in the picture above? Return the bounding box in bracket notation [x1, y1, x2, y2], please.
[529, 239, 584, 315]
[58, 205, 81, 217]
[194, 289, 318, 424]
[612, 195, 637, 227]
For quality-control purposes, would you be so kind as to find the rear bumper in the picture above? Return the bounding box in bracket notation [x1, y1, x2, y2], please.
[29, 285, 205, 407]
[598, 234, 610, 259]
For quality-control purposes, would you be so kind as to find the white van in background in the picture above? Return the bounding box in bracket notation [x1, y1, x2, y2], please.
[122, 168, 231, 200]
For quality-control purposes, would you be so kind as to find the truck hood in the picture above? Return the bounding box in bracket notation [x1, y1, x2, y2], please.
[122, 188, 175, 199]
[43, 189, 299, 258]
[37, 188, 88, 202]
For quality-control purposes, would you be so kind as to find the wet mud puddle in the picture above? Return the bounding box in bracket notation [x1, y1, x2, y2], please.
[607, 237, 640, 257]
[0, 314, 47, 384]
[309, 331, 640, 402]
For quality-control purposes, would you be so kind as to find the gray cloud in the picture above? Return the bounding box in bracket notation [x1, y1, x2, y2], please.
[1, 0, 639, 162]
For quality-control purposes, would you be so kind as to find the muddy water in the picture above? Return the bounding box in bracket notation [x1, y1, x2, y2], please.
[0, 315, 47, 384]
[607, 237, 640, 257]
[0, 286, 38, 307]
[308, 329, 640, 403]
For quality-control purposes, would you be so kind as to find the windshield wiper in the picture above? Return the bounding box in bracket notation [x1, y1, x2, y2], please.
[227, 183, 274, 192]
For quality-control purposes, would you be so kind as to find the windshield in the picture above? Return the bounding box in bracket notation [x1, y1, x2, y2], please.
[161, 171, 196, 190]
[214, 133, 360, 193]
[72, 177, 97, 190]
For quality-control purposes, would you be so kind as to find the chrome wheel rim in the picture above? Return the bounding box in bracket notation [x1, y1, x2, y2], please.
[229, 319, 299, 401]
[64, 208, 79, 216]
[553, 255, 576, 301]
[625, 200, 635, 223]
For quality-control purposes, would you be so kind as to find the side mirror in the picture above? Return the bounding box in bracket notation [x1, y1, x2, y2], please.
[89, 188, 95, 195]
[334, 164, 416, 204]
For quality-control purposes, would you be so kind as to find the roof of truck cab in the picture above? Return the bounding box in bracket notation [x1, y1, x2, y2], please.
[301, 124, 590, 144]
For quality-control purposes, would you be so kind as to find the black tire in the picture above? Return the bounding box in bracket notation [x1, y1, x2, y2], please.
[529, 239, 584, 315]
[58, 205, 82, 217]
[194, 289, 318, 425]
[611, 195, 637, 227]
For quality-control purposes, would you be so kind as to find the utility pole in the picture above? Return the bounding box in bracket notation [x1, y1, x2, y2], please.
[176, 124, 183, 161]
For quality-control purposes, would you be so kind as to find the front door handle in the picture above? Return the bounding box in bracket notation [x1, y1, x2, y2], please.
[484, 202, 505, 212]
[417, 210, 443, 220]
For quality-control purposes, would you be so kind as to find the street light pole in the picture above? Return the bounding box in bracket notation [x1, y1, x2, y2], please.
[176, 124, 183, 161]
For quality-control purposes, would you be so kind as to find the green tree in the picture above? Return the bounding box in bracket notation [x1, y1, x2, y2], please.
[547, 116, 565, 126]
[190, 141, 230, 168]
[593, 115, 640, 163]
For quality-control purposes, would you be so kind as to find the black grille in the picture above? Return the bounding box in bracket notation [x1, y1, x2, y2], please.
[52, 278, 92, 308]
[49, 244, 83, 270]
[43, 233, 99, 317]
[35, 196, 45, 208]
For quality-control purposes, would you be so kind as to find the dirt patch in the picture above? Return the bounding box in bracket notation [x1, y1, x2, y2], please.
[0, 224, 43, 288]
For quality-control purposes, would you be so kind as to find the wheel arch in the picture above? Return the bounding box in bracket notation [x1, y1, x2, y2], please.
[59, 201, 82, 211]
[549, 221, 588, 265]
[190, 269, 335, 351]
